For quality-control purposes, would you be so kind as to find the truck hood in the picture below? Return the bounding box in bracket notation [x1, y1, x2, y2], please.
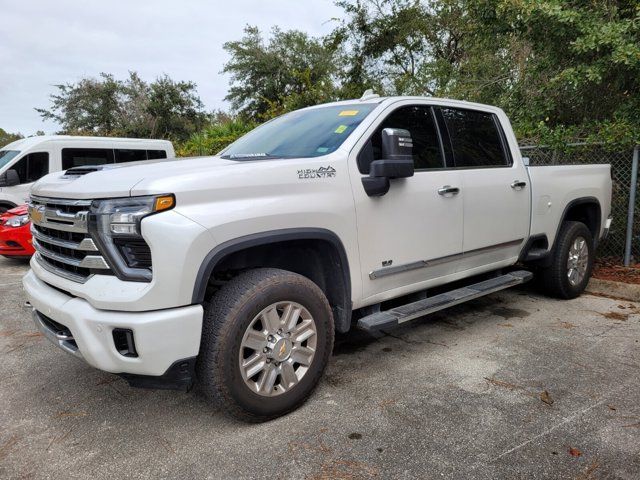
[31, 156, 239, 199]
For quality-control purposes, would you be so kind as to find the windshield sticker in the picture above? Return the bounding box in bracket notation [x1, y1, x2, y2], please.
[316, 147, 329, 153]
[297, 166, 336, 179]
[334, 125, 348, 134]
[339, 110, 359, 116]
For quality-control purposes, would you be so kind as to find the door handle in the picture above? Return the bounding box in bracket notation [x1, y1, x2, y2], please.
[438, 185, 460, 196]
[511, 180, 527, 190]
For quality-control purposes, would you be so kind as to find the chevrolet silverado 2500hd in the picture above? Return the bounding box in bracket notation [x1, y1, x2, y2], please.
[23, 95, 612, 421]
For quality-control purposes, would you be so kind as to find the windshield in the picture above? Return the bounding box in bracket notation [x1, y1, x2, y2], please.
[221, 104, 377, 160]
[0, 150, 20, 170]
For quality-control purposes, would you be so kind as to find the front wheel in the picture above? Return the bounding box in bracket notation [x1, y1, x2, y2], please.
[196, 268, 334, 422]
[539, 221, 594, 299]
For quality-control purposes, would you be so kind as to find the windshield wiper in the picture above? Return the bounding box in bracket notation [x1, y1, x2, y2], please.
[221, 153, 281, 160]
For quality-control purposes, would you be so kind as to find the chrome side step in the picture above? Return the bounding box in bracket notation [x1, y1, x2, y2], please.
[357, 270, 533, 332]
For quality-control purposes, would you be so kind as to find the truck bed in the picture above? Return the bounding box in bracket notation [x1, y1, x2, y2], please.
[527, 164, 612, 247]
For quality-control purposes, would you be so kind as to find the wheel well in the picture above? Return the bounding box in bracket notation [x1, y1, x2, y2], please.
[562, 200, 601, 243]
[196, 235, 352, 333]
[0, 201, 17, 211]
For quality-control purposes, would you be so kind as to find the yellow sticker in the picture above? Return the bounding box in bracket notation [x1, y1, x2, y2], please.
[339, 110, 359, 116]
[334, 125, 348, 134]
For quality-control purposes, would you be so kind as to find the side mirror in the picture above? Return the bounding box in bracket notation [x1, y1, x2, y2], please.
[0, 169, 20, 187]
[362, 128, 414, 197]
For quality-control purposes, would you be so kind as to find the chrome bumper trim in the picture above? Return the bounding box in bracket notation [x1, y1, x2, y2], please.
[32, 309, 83, 359]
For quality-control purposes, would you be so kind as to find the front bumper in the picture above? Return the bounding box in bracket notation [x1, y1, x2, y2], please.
[23, 269, 203, 377]
[0, 223, 34, 256]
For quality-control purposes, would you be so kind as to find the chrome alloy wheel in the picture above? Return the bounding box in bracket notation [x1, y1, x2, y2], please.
[239, 301, 317, 397]
[567, 236, 589, 286]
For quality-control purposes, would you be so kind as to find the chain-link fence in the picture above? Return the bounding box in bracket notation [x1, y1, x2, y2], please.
[519, 143, 639, 263]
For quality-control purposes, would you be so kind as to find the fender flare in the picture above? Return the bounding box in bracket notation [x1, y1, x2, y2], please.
[522, 196, 602, 265]
[191, 227, 352, 331]
[554, 196, 602, 248]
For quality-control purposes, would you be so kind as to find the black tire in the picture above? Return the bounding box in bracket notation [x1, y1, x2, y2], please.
[540, 221, 594, 299]
[196, 268, 334, 422]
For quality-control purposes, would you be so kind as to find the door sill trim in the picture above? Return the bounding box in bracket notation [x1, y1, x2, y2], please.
[369, 238, 524, 280]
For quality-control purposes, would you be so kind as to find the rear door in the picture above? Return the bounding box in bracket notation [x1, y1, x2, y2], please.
[436, 107, 530, 271]
[349, 101, 464, 302]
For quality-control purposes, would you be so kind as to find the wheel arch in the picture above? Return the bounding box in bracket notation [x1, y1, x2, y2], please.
[522, 197, 601, 267]
[0, 200, 17, 212]
[192, 228, 352, 333]
[558, 197, 601, 247]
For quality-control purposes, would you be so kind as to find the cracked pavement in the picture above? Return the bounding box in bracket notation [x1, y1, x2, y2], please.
[1, 256, 639, 479]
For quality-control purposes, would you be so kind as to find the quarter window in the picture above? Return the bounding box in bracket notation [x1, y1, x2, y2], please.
[359, 105, 444, 174]
[11, 152, 49, 184]
[147, 150, 167, 160]
[439, 108, 510, 168]
[115, 149, 147, 163]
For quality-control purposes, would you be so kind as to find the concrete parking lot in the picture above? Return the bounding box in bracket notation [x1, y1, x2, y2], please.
[1, 256, 639, 480]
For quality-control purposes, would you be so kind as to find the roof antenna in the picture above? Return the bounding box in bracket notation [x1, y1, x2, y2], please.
[360, 89, 379, 101]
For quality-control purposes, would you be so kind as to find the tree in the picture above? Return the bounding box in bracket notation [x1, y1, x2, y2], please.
[36, 72, 208, 141]
[470, 0, 640, 144]
[330, 0, 477, 97]
[223, 26, 340, 121]
[330, 0, 640, 145]
[0, 128, 23, 148]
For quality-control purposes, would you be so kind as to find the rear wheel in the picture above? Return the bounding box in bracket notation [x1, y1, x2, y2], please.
[197, 268, 334, 422]
[540, 221, 594, 299]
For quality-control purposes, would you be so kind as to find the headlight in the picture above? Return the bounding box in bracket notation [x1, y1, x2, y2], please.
[88, 194, 175, 282]
[5, 214, 30, 228]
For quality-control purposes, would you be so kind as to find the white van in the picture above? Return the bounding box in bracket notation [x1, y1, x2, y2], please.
[0, 136, 174, 211]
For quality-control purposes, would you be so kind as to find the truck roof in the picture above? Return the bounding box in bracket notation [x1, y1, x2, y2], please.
[306, 95, 505, 115]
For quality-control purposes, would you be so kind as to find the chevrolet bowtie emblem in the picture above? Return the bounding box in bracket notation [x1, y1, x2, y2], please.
[279, 342, 287, 357]
[29, 204, 45, 224]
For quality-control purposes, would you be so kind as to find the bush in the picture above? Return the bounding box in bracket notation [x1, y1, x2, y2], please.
[176, 119, 255, 157]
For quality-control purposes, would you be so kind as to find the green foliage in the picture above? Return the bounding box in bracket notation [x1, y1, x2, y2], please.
[469, 0, 640, 145]
[223, 26, 339, 121]
[220, 0, 639, 147]
[176, 116, 255, 157]
[33, 1, 639, 152]
[0, 128, 23, 148]
[330, 0, 473, 97]
[36, 72, 208, 141]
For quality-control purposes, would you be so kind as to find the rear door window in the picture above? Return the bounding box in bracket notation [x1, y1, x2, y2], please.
[62, 148, 115, 169]
[439, 108, 511, 168]
[11, 152, 50, 184]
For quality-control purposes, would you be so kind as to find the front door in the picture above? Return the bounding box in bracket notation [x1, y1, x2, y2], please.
[349, 102, 464, 303]
[9, 151, 50, 203]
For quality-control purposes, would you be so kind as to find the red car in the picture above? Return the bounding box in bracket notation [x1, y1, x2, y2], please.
[0, 205, 34, 258]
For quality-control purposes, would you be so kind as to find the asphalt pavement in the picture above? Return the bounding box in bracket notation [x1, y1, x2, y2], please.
[1, 256, 638, 479]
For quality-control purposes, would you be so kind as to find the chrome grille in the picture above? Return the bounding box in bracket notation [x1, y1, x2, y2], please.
[29, 196, 111, 282]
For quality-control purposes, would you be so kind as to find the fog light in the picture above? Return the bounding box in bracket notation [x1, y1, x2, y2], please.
[112, 329, 138, 357]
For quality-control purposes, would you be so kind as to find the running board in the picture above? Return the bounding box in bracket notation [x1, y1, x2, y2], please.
[357, 270, 533, 332]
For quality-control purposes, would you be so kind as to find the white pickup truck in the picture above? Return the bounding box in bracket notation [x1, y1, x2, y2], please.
[22, 95, 612, 421]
